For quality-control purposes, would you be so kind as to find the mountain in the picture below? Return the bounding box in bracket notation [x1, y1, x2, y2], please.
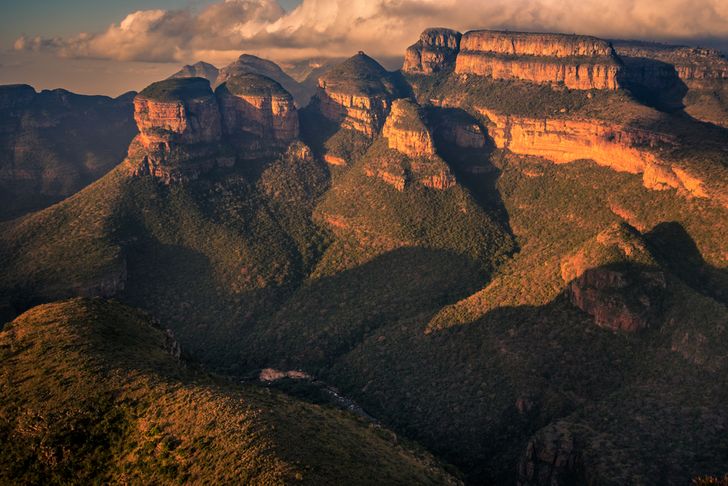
[0, 298, 460, 484]
[2, 27, 728, 485]
[0, 84, 137, 220]
[168, 61, 220, 84]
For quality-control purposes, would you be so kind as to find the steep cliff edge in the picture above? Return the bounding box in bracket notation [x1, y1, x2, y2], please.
[368, 98, 455, 191]
[454, 30, 623, 90]
[403, 28, 462, 74]
[315, 52, 399, 137]
[216, 73, 299, 158]
[478, 107, 728, 206]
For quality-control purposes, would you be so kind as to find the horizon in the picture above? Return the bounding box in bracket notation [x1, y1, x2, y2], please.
[2, 0, 728, 96]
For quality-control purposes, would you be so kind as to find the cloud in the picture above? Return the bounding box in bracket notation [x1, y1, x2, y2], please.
[13, 0, 728, 66]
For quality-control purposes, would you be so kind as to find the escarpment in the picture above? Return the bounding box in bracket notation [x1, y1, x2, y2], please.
[366, 99, 455, 191]
[477, 107, 724, 203]
[216, 73, 299, 157]
[315, 52, 399, 137]
[127, 75, 299, 183]
[403, 28, 462, 74]
[454, 30, 623, 90]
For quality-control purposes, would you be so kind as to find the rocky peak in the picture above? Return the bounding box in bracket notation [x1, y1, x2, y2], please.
[560, 222, 666, 332]
[381, 99, 435, 157]
[215, 73, 299, 155]
[216, 54, 307, 105]
[0, 84, 36, 111]
[454, 29, 623, 90]
[169, 61, 220, 84]
[403, 28, 462, 74]
[316, 52, 399, 137]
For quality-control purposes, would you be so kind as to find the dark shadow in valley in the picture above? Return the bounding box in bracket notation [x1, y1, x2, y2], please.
[618, 56, 688, 112]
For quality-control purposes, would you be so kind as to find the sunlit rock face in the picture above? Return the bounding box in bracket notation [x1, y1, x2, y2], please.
[316, 52, 399, 137]
[454, 30, 623, 90]
[403, 28, 462, 74]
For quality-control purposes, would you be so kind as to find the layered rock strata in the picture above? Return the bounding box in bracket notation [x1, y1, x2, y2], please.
[403, 28, 462, 74]
[454, 30, 623, 90]
[366, 99, 456, 191]
[316, 52, 398, 137]
[478, 107, 719, 201]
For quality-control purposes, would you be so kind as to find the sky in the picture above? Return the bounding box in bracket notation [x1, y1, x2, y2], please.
[2, 0, 728, 96]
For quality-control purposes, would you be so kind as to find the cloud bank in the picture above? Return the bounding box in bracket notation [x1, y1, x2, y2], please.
[14, 0, 728, 66]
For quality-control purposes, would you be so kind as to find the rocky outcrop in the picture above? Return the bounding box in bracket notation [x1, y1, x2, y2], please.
[215, 74, 299, 157]
[316, 52, 398, 137]
[518, 424, 583, 486]
[365, 99, 456, 191]
[127, 78, 229, 183]
[478, 107, 719, 201]
[169, 61, 220, 84]
[403, 28, 462, 74]
[382, 99, 435, 157]
[216, 54, 309, 106]
[560, 223, 666, 332]
[613, 42, 728, 84]
[454, 30, 623, 90]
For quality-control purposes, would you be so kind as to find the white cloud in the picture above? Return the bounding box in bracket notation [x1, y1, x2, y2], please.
[13, 0, 728, 66]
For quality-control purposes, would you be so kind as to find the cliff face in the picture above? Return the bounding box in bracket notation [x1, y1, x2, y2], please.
[614, 43, 728, 83]
[454, 30, 622, 90]
[365, 99, 456, 191]
[316, 52, 398, 137]
[478, 107, 718, 201]
[216, 74, 298, 157]
[403, 28, 462, 74]
[0, 84, 137, 220]
[216, 54, 309, 106]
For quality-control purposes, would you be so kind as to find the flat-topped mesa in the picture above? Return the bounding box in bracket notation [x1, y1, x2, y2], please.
[366, 99, 455, 191]
[128, 77, 229, 183]
[403, 28, 462, 74]
[613, 42, 728, 82]
[0, 84, 36, 112]
[454, 30, 623, 90]
[316, 52, 399, 137]
[215, 74, 299, 157]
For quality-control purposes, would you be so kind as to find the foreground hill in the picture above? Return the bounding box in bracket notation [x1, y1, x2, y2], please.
[0, 298, 459, 484]
[0, 85, 137, 220]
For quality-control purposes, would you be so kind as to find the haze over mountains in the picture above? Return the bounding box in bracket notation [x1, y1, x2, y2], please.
[1, 22, 728, 486]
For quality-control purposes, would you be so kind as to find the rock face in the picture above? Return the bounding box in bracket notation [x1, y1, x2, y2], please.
[127, 78, 227, 183]
[169, 61, 220, 84]
[478, 107, 717, 201]
[316, 52, 399, 137]
[382, 99, 435, 157]
[365, 99, 456, 191]
[560, 223, 666, 332]
[216, 54, 308, 106]
[215, 74, 299, 157]
[0, 84, 137, 220]
[518, 424, 583, 486]
[403, 28, 462, 74]
[452, 30, 622, 90]
[614, 42, 728, 84]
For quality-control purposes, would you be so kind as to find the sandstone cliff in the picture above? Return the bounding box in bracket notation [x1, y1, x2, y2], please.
[455, 30, 623, 90]
[215, 74, 299, 157]
[478, 107, 722, 202]
[127, 78, 229, 183]
[316, 52, 399, 137]
[365, 99, 455, 191]
[403, 28, 462, 74]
